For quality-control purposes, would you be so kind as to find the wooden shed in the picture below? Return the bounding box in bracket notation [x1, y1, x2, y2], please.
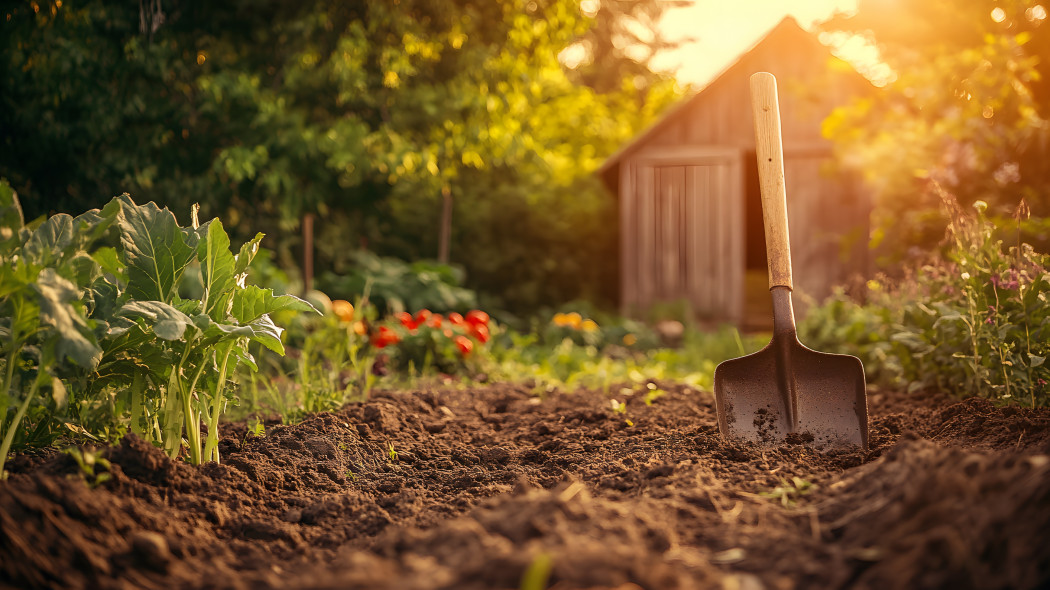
[600, 17, 874, 328]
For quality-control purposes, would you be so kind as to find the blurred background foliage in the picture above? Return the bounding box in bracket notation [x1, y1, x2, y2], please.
[6, 0, 1050, 310]
[2, 0, 683, 312]
[819, 0, 1050, 265]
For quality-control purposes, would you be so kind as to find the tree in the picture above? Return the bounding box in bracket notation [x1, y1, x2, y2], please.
[819, 0, 1050, 257]
[1, 0, 682, 311]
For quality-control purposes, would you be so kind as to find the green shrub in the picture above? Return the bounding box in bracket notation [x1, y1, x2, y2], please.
[801, 185, 1050, 406]
[317, 251, 478, 315]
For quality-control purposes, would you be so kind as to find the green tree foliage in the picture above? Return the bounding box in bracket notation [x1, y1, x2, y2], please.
[1, 0, 682, 311]
[820, 0, 1049, 258]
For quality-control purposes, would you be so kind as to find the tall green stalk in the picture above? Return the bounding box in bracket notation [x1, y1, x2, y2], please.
[0, 371, 40, 479]
[203, 342, 234, 463]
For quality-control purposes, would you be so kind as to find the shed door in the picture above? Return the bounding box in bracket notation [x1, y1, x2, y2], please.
[621, 150, 743, 323]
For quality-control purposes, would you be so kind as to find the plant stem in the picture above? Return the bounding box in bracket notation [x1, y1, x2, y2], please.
[0, 343, 20, 431]
[203, 343, 234, 464]
[161, 343, 194, 458]
[180, 382, 200, 464]
[0, 374, 41, 479]
[181, 356, 208, 465]
[130, 370, 145, 437]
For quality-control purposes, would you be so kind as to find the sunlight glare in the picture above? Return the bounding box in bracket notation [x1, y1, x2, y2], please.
[991, 7, 1007, 22]
[1027, 5, 1047, 21]
[559, 42, 588, 70]
[652, 0, 869, 87]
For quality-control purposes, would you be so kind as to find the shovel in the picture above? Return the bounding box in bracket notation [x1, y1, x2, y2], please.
[713, 72, 868, 449]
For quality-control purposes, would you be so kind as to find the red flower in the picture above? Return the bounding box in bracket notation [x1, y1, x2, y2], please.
[454, 335, 474, 356]
[372, 326, 401, 349]
[448, 312, 465, 325]
[471, 323, 490, 344]
[396, 311, 417, 330]
[465, 310, 489, 327]
[427, 314, 444, 329]
[415, 309, 433, 324]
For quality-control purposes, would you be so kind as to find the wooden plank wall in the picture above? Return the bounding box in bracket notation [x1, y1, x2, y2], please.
[621, 154, 743, 324]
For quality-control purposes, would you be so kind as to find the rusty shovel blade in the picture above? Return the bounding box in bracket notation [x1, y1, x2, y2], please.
[716, 73, 869, 449]
[714, 288, 868, 449]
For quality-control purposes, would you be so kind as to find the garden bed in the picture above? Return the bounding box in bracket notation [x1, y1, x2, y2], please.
[2, 384, 1049, 590]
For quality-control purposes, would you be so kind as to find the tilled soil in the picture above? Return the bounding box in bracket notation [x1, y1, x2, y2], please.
[2, 383, 1049, 590]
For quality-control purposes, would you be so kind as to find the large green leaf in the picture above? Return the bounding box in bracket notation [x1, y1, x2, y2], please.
[33, 269, 102, 369]
[116, 195, 195, 304]
[193, 313, 284, 355]
[197, 219, 237, 320]
[88, 274, 121, 321]
[92, 246, 125, 279]
[99, 319, 153, 358]
[23, 214, 74, 267]
[244, 314, 285, 355]
[234, 233, 265, 276]
[231, 285, 319, 324]
[116, 300, 194, 341]
[70, 197, 121, 250]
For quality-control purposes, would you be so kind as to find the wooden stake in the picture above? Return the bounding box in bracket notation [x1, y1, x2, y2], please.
[302, 213, 314, 295]
[438, 185, 452, 263]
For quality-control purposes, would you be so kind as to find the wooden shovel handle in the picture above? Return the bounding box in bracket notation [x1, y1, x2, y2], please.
[750, 72, 793, 290]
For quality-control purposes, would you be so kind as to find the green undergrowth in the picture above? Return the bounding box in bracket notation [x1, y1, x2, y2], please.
[485, 324, 765, 394]
[800, 187, 1050, 407]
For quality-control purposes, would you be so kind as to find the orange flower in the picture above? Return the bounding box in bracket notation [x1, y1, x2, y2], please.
[552, 312, 582, 329]
[332, 300, 354, 323]
[352, 320, 368, 336]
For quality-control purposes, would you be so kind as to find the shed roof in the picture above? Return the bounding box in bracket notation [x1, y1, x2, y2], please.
[598, 16, 870, 178]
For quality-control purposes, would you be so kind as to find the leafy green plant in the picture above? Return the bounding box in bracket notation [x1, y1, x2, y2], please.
[801, 185, 1050, 406]
[245, 418, 265, 440]
[64, 446, 112, 489]
[96, 198, 317, 465]
[0, 180, 108, 477]
[0, 184, 316, 472]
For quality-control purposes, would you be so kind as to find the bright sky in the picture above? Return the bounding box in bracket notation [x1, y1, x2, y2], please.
[651, 0, 873, 87]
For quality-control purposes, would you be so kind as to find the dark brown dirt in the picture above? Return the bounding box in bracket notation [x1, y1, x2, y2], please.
[2, 383, 1049, 590]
